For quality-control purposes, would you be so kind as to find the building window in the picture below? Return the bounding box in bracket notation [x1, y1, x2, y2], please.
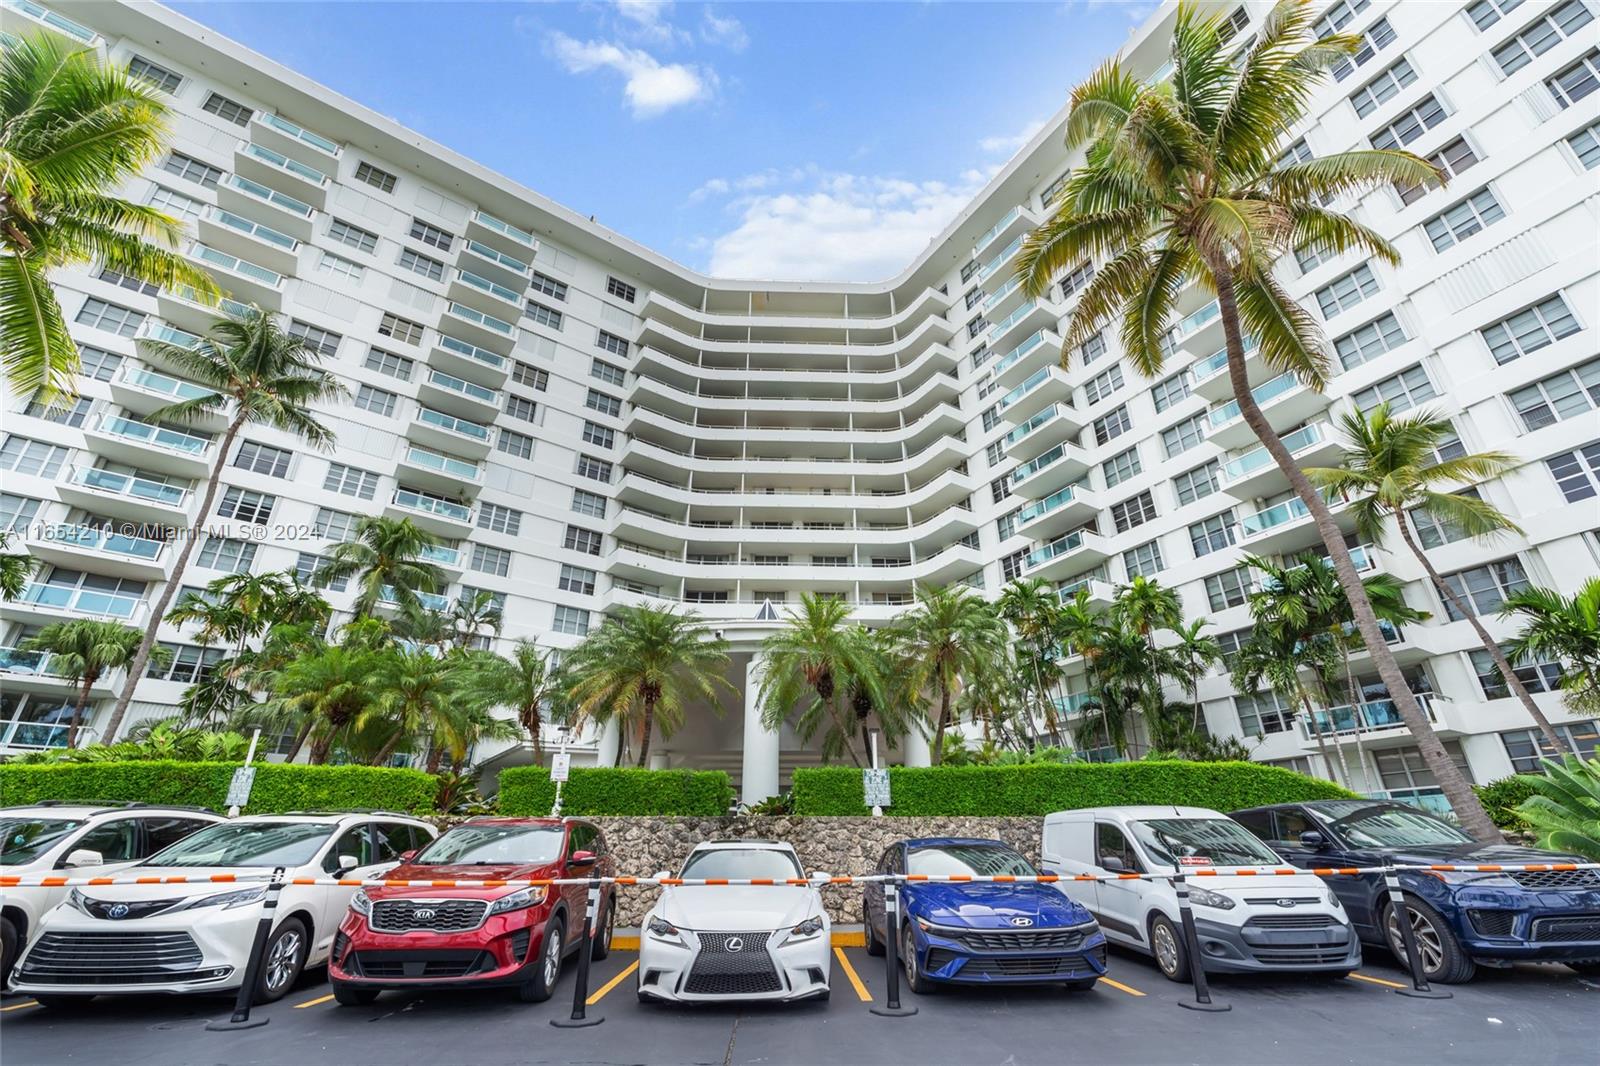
[985, 440, 1005, 467]
[1499, 722, 1600, 773]
[1236, 689, 1294, 736]
[1424, 187, 1505, 252]
[1375, 741, 1475, 795]
[1399, 136, 1479, 205]
[576, 454, 613, 483]
[967, 314, 988, 339]
[1059, 260, 1094, 301]
[530, 271, 568, 300]
[194, 90, 257, 129]
[233, 441, 292, 478]
[572, 489, 607, 520]
[324, 462, 380, 500]
[354, 161, 397, 193]
[75, 345, 122, 382]
[148, 644, 225, 683]
[1508, 358, 1600, 431]
[606, 277, 637, 303]
[1546, 440, 1600, 502]
[553, 605, 591, 636]
[328, 218, 379, 254]
[1369, 95, 1448, 150]
[585, 389, 622, 418]
[478, 501, 522, 535]
[558, 564, 597, 596]
[350, 384, 395, 418]
[497, 428, 535, 460]
[1567, 121, 1600, 169]
[596, 330, 630, 358]
[526, 301, 563, 330]
[1441, 557, 1530, 620]
[1332, 16, 1397, 81]
[996, 508, 1020, 541]
[1350, 57, 1416, 119]
[365, 347, 414, 381]
[1294, 242, 1326, 274]
[1111, 490, 1157, 533]
[75, 297, 143, 337]
[1547, 48, 1600, 108]
[161, 151, 222, 188]
[1334, 311, 1408, 371]
[1353, 364, 1437, 415]
[591, 358, 626, 386]
[470, 543, 511, 577]
[1042, 170, 1070, 207]
[1410, 488, 1479, 549]
[148, 184, 202, 221]
[1162, 413, 1207, 458]
[0, 493, 42, 533]
[0, 436, 69, 478]
[1079, 332, 1107, 366]
[1085, 364, 1124, 406]
[378, 313, 424, 345]
[398, 248, 445, 282]
[1092, 405, 1132, 446]
[409, 218, 453, 252]
[1152, 371, 1191, 412]
[1173, 459, 1221, 506]
[981, 404, 1002, 433]
[22, 393, 91, 426]
[288, 320, 342, 358]
[1315, 263, 1379, 319]
[1217, 5, 1250, 41]
[505, 395, 538, 423]
[513, 362, 549, 391]
[1494, 2, 1594, 76]
[317, 251, 364, 281]
[964, 286, 983, 311]
[582, 421, 615, 449]
[1468, 0, 1525, 31]
[1123, 539, 1163, 579]
[991, 475, 1012, 504]
[1001, 549, 1028, 583]
[98, 266, 159, 296]
[217, 487, 275, 525]
[128, 57, 182, 93]
[977, 375, 1000, 400]
[1189, 510, 1237, 557]
[1206, 566, 1251, 611]
[1471, 646, 1562, 699]
[1103, 446, 1141, 488]
[970, 344, 991, 371]
[961, 259, 982, 283]
[564, 525, 602, 556]
[197, 536, 257, 574]
[1480, 294, 1581, 365]
[313, 507, 358, 541]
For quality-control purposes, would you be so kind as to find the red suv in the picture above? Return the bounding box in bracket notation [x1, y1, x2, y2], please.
[328, 817, 616, 1004]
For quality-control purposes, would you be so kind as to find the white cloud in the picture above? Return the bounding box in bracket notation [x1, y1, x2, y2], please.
[613, 0, 687, 45]
[978, 117, 1048, 158]
[700, 7, 749, 51]
[547, 32, 716, 118]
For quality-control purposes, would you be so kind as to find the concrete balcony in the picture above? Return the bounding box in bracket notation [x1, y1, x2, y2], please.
[465, 210, 539, 258]
[447, 268, 524, 319]
[440, 301, 517, 354]
[57, 465, 192, 525]
[1219, 422, 1342, 500]
[1004, 402, 1084, 460]
[981, 273, 1029, 321]
[249, 112, 341, 169]
[233, 141, 330, 209]
[1010, 441, 1092, 500]
[377, 586, 450, 615]
[992, 328, 1062, 389]
[974, 204, 1041, 258]
[23, 523, 170, 581]
[406, 405, 494, 460]
[457, 239, 532, 290]
[216, 174, 317, 242]
[1205, 371, 1327, 450]
[1017, 484, 1101, 539]
[108, 363, 226, 428]
[2, 1, 100, 48]
[429, 333, 510, 388]
[418, 368, 502, 421]
[5, 582, 147, 626]
[1023, 529, 1112, 582]
[154, 289, 253, 335]
[976, 233, 1025, 284]
[197, 206, 301, 275]
[0, 646, 119, 698]
[1057, 576, 1115, 610]
[396, 445, 484, 495]
[1300, 694, 1445, 742]
[1188, 336, 1269, 402]
[418, 543, 466, 576]
[384, 488, 474, 537]
[189, 243, 285, 308]
[987, 296, 1059, 354]
[613, 465, 975, 515]
[1160, 298, 1224, 361]
[1239, 493, 1356, 554]
[997, 365, 1074, 424]
[84, 411, 215, 478]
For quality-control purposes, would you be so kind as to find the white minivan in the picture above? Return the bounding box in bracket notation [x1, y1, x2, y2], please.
[1040, 806, 1360, 981]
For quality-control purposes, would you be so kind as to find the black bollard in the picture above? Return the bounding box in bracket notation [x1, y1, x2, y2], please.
[552, 880, 605, 1027]
[1173, 875, 1229, 1013]
[1383, 865, 1451, 999]
[869, 880, 917, 1017]
[205, 867, 286, 1031]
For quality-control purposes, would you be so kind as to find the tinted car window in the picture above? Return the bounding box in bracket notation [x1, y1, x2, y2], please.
[680, 848, 802, 880]
[566, 824, 593, 856]
[148, 821, 333, 868]
[373, 822, 416, 862]
[1230, 810, 1273, 840]
[1, 818, 84, 865]
[69, 819, 140, 864]
[322, 825, 373, 873]
[1274, 808, 1316, 840]
[1096, 823, 1141, 872]
[907, 844, 1035, 877]
[141, 817, 215, 854]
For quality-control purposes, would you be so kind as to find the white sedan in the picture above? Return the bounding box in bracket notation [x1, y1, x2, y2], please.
[637, 840, 831, 1004]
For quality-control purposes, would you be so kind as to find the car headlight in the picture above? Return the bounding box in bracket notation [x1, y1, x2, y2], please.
[1327, 891, 1343, 910]
[1187, 886, 1236, 910]
[647, 915, 682, 941]
[65, 887, 90, 915]
[175, 886, 268, 912]
[789, 916, 825, 940]
[350, 890, 372, 917]
[486, 886, 546, 916]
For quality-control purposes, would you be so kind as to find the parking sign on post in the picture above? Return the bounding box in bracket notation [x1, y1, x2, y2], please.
[224, 766, 256, 811]
[863, 768, 890, 810]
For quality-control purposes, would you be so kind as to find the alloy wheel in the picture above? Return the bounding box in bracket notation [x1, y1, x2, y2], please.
[266, 928, 303, 993]
[1387, 905, 1444, 974]
[544, 927, 563, 986]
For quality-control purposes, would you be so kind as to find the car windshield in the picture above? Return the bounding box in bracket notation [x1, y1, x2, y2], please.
[1131, 818, 1282, 869]
[1331, 806, 1474, 848]
[679, 848, 802, 880]
[906, 844, 1036, 877]
[0, 818, 85, 866]
[141, 821, 334, 868]
[413, 824, 563, 866]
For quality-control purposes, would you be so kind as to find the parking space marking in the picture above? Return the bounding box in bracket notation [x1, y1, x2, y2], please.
[833, 947, 872, 1002]
[587, 960, 639, 1005]
[0, 1001, 40, 1012]
[1348, 972, 1407, 990]
[1097, 977, 1146, 997]
[294, 993, 336, 1008]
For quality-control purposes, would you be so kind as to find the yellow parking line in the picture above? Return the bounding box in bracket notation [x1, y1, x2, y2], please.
[1348, 972, 1407, 990]
[294, 993, 336, 1008]
[833, 946, 872, 1002]
[1, 1000, 40, 1012]
[587, 960, 639, 1005]
[1098, 977, 1146, 997]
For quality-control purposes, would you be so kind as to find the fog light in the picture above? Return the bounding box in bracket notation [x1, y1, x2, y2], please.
[1204, 942, 1226, 956]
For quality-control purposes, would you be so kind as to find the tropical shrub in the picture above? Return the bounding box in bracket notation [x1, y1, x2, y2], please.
[497, 767, 733, 816]
[1475, 775, 1537, 832]
[1514, 756, 1600, 861]
[0, 761, 436, 813]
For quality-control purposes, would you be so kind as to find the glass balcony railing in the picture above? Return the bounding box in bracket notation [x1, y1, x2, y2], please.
[5, 0, 97, 42]
[98, 415, 211, 456]
[138, 322, 202, 350]
[1052, 692, 1097, 716]
[1209, 371, 1302, 428]
[1004, 402, 1074, 447]
[404, 447, 481, 480]
[240, 142, 329, 185]
[998, 366, 1055, 412]
[391, 489, 471, 523]
[258, 113, 340, 155]
[1191, 335, 1259, 381]
[455, 269, 521, 304]
[416, 406, 490, 442]
[1160, 300, 1221, 355]
[210, 208, 298, 250]
[379, 586, 449, 612]
[981, 275, 1022, 313]
[1222, 423, 1327, 482]
[0, 645, 64, 677]
[990, 299, 1040, 336]
[1012, 443, 1073, 486]
[419, 545, 462, 567]
[66, 466, 190, 509]
[462, 240, 528, 274]
[436, 334, 506, 370]
[1241, 495, 1312, 538]
[36, 523, 165, 561]
[1018, 483, 1084, 524]
[121, 366, 219, 404]
[193, 243, 283, 287]
[1058, 572, 1108, 601]
[991, 329, 1049, 377]
[426, 369, 498, 404]
[1025, 529, 1090, 569]
[17, 582, 143, 620]
[224, 174, 314, 218]
[979, 234, 1025, 281]
[445, 301, 515, 336]
[0, 717, 74, 750]
[472, 211, 537, 247]
[168, 286, 252, 319]
[1304, 695, 1436, 737]
[975, 206, 1023, 252]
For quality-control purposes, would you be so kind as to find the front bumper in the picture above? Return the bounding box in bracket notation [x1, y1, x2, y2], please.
[10, 905, 261, 996]
[1444, 884, 1600, 964]
[916, 922, 1109, 985]
[328, 907, 551, 990]
[1191, 914, 1361, 974]
[637, 926, 831, 1003]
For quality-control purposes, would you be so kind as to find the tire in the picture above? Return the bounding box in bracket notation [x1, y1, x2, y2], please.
[1, 916, 17, 991]
[1062, 977, 1098, 992]
[1381, 895, 1475, 984]
[901, 923, 933, 995]
[1149, 913, 1192, 984]
[32, 994, 90, 1010]
[864, 901, 885, 957]
[253, 917, 307, 1004]
[1565, 961, 1600, 977]
[590, 894, 614, 961]
[516, 919, 564, 1003]
[332, 983, 379, 1006]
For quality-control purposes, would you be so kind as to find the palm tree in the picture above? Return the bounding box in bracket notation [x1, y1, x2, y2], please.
[0, 532, 33, 599]
[890, 584, 1006, 764]
[364, 649, 458, 765]
[1074, 619, 1164, 758]
[1514, 755, 1600, 863]
[1501, 579, 1600, 718]
[1110, 576, 1182, 649]
[263, 640, 382, 765]
[315, 516, 442, 617]
[449, 589, 504, 650]
[1, 34, 218, 399]
[103, 311, 346, 743]
[464, 640, 565, 764]
[1169, 618, 1222, 732]
[1016, 0, 1495, 838]
[758, 594, 890, 766]
[997, 578, 1065, 738]
[1232, 621, 1343, 779]
[1307, 404, 1570, 754]
[22, 621, 169, 747]
[564, 605, 732, 767]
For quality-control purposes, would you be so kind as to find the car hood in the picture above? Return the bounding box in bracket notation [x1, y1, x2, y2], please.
[1343, 841, 1589, 868]
[906, 882, 1095, 928]
[656, 885, 820, 931]
[364, 860, 563, 901]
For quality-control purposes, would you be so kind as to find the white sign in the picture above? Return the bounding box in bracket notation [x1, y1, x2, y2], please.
[863, 768, 891, 808]
[225, 766, 257, 809]
[551, 751, 572, 783]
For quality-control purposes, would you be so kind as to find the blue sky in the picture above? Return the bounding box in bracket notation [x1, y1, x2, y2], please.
[169, 1, 1153, 281]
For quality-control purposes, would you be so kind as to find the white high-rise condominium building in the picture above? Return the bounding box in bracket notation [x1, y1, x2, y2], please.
[2, 0, 1596, 803]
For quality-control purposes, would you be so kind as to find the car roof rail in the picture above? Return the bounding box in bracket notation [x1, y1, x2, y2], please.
[32, 800, 138, 809]
[281, 809, 421, 819]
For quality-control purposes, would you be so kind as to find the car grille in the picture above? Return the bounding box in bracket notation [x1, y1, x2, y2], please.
[21, 931, 204, 984]
[1245, 914, 1340, 930]
[1245, 946, 1352, 965]
[350, 950, 494, 979]
[1512, 869, 1600, 890]
[961, 955, 1095, 978]
[370, 898, 487, 934]
[953, 928, 1087, 952]
[684, 932, 781, 996]
[1468, 909, 1517, 938]
[76, 896, 186, 921]
[1243, 897, 1320, 906]
[1531, 915, 1600, 943]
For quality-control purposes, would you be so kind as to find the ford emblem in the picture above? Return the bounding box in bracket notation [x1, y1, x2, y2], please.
[107, 903, 129, 919]
[1276, 899, 1297, 908]
[726, 936, 744, 952]
[1009, 916, 1034, 927]
[413, 908, 437, 920]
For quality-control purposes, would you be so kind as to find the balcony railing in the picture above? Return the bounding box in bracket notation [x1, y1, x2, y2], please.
[97, 414, 212, 456]
[137, 321, 202, 350]
[1190, 335, 1259, 382]
[1018, 483, 1085, 525]
[991, 329, 1050, 378]
[0, 717, 74, 751]
[472, 210, 537, 248]
[975, 206, 1024, 253]
[419, 545, 462, 567]
[990, 299, 1041, 336]
[1221, 423, 1327, 482]
[239, 141, 329, 185]
[192, 243, 284, 288]
[17, 582, 144, 620]
[1012, 443, 1075, 486]
[426, 369, 499, 404]
[0, 646, 64, 678]
[209, 207, 298, 251]
[445, 301, 515, 336]
[1209, 371, 1302, 429]
[416, 406, 490, 442]
[1241, 495, 1312, 538]
[1303, 694, 1437, 738]
[65, 465, 190, 509]
[379, 586, 449, 612]
[462, 240, 528, 274]
[4, 0, 98, 43]
[35, 523, 166, 561]
[436, 334, 506, 370]
[258, 112, 340, 155]
[455, 269, 521, 305]
[997, 365, 1059, 412]
[391, 489, 471, 524]
[223, 174, 314, 218]
[1004, 402, 1074, 447]
[404, 446, 481, 480]
[120, 365, 220, 405]
[1160, 300, 1221, 355]
[1025, 529, 1090, 569]
[978, 234, 1025, 281]
[981, 275, 1022, 313]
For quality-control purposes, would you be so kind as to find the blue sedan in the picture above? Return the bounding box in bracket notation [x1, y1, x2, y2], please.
[862, 837, 1107, 993]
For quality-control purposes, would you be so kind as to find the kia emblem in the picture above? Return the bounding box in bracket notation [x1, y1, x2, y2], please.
[413, 908, 436, 920]
[107, 903, 129, 919]
[726, 936, 744, 952]
[1009, 916, 1034, 927]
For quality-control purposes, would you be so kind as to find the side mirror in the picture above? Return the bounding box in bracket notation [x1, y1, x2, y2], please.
[811, 871, 834, 882]
[652, 869, 670, 881]
[1298, 831, 1328, 850]
[569, 850, 597, 868]
[398, 850, 417, 862]
[1099, 855, 1126, 872]
[63, 848, 104, 869]
[336, 853, 361, 875]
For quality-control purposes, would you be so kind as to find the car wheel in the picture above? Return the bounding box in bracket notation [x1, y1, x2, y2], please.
[591, 894, 614, 961]
[864, 902, 884, 957]
[901, 924, 932, 995]
[1, 916, 17, 990]
[517, 919, 564, 1003]
[1382, 894, 1475, 984]
[332, 983, 379, 1006]
[1149, 914, 1191, 984]
[1565, 960, 1600, 977]
[253, 917, 307, 1004]
[32, 994, 90, 1010]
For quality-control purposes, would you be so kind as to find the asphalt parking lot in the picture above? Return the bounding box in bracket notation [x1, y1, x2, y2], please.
[2, 940, 1593, 1066]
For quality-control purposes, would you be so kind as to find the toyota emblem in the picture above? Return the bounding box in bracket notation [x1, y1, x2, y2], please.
[726, 936, 744, 952]
[1275, 899, 1297, 908]
[107, 903, 129, 919]
[413, 908, 437, 920]
[1009, 916, 1034, 927]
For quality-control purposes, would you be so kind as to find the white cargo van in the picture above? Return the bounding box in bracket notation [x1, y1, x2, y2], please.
[1040, 806, 1359, 981]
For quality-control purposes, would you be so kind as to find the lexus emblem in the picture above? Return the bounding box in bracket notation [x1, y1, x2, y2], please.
[1275, 899, 1297, 908]
[726, 936, 744, 952]
[413, 908, 437, 920]
[1009, 916, 1034, 927]
[107, 903, 129, 919]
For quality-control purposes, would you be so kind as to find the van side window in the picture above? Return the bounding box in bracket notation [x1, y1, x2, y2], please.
[1230, 810, 1273, 841]
[1273, 808, 1315, 840]
[1095, 823, 1140, 872]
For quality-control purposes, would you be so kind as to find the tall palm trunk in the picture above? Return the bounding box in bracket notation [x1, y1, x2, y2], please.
[1394, 520, 1569, 754]
[1298, 692, 1341, 786]
[520, 705, 544, 764]
[1339, 644, 1377, 792]
[930, 682, 952, 765]
[104, 418, 244, 743]
[67, 671, 97, 748]
[284, 718, 312, 763]
[636, 698, 656, 767]
[1210, 261, 1497, 842]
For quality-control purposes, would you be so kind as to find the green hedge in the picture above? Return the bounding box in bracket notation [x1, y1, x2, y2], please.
[0, 761, 437, 814]
[791, 760, 1352, 816]
[498, 767, 733, 816]
[1475, 775, 1537, 831]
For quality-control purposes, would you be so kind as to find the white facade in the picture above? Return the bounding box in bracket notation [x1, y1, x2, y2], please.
[1, 0, 1597, 803]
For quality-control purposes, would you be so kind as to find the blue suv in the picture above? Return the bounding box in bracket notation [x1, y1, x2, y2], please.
[1231, 800, 1600, 982]
[862, 837, 1107, 992]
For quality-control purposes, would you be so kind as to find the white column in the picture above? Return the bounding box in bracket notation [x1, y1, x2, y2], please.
[594, 718, 620, 768]
[742, 653, 780, 804]
[903, 720, 933, 768]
